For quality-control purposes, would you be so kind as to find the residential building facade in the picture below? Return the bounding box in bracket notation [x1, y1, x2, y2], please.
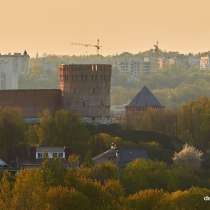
[0, 51, 30, 89]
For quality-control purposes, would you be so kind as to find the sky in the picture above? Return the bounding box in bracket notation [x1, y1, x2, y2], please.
[0, 0, 210, 56]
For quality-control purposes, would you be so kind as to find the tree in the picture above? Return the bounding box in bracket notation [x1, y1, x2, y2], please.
[37, 110, 90, 154]
[0, 171, 12, 210]
[173, 144, 203, 169]
[158, 187, 210, 210]
[10, 170, 46, 210]
[46, 186, 90, 210]
[126, 189, 164, 210]
[40, 159, 66, 186]
[0, 108, 26, 161]
[68, 154, 80, 168]
[121, 159, 169, 194]
[90, 162, 118, 183]
[104, 179, 124, 197]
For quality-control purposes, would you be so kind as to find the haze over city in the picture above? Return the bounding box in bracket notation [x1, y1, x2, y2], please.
[1, 0, 210, 56]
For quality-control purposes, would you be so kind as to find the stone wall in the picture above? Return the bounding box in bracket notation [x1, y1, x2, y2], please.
[0, 89, 62, 118]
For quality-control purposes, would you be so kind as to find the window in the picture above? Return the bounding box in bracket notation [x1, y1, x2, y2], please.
[37, 153, 42, 159]
[59, 152, 64, 158]
[91, 88, 96, 94]
[53, 153, 58, 158]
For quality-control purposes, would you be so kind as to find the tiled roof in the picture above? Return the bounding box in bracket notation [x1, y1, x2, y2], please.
[128, 86, 163, 108]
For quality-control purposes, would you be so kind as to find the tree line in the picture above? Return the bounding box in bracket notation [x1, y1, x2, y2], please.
[126, 96, 210, 152]
[1, 158, 210, 210]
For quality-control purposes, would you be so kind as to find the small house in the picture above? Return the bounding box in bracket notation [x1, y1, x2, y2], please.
[35, 146, 67, 160]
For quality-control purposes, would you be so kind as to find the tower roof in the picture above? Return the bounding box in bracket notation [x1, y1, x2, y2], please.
[128, 86, 163, 108]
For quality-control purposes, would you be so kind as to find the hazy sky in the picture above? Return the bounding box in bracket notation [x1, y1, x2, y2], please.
[1, 0, 210, 56]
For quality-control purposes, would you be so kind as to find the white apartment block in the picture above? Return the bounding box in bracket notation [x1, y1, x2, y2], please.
[200, 56, 210, 70]
[0, 51, 30, 89]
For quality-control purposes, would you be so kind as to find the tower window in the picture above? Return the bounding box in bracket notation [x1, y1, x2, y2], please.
[91, 88, 96, 94]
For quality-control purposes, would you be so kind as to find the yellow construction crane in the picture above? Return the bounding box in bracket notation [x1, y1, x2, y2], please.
[71, 39, 102, 56]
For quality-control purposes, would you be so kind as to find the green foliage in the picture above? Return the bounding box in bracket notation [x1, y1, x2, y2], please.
[121, 160, 169, 194]
[177, 97, 210, 149]
[0, 172, 12, 210]
[126, 189, 164, 210]
[89, 133, 122, 156]
[10, 170, 46, 210]
[40, 159, 66, 186]
[1, 161, 210, 210]
[158, 187, 210, 210]
[68, 154, 80, 168]
[0, 108, 25, 161]
[37, 110, 90, 154]
[46, 186, 90, 210]
[90, 162, 119, 183]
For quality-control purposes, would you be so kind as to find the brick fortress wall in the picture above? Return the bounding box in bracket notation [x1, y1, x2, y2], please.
[0, 89, 62, 118]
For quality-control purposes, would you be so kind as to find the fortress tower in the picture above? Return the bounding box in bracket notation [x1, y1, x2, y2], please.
[59, 64, 112, 123]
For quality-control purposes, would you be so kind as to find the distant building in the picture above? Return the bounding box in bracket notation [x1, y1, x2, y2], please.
[143, 57, 151, 72]
[126, 86, 164, 110]
[200, 56, 210, 70]
[35, 146, 67, 159]
[20, 146, 70, 169]
[158, 57, 176, 70]
[188, 55, 199, 69]
[0, 51, 30, 89]
[125, 86, 164, 127]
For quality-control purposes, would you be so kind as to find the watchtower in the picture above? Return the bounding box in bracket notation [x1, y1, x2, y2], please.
[59, 64, 112, 124]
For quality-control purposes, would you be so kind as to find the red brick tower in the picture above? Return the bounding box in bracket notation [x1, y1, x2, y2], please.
[59, 64, 112, 123]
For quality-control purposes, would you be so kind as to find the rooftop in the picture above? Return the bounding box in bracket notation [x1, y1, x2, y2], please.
[128, 86, 163, 108]
[36, 147, 65, 153]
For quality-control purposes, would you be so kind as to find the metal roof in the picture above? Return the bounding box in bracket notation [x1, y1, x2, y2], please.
[92, 148, 148, 167]
[117, 148, 148, 166]
[128, 86, 163, 108]
[0, 159, 7, 167]
[92, 149, 116, 162]
[36, 147, 65, 153]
